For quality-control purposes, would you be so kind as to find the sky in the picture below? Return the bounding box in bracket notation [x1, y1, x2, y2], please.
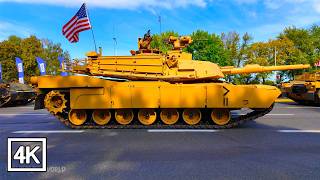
[0, 0, 320, 59]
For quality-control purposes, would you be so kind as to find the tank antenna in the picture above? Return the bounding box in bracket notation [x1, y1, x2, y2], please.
[85, 3, 98, 52]
[158, 15, 162, 34]
[112, 24, 117, 56]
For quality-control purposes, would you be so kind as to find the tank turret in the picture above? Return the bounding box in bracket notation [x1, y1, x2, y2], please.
[71, 31, 310, 82]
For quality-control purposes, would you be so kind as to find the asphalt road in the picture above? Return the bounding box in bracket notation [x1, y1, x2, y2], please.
[1, 103, 320, 179]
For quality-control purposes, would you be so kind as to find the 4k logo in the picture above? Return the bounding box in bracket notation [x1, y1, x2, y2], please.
[8, 138, 47, 172]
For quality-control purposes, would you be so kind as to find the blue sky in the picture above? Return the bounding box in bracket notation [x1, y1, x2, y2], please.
[0, 0, 320, 59]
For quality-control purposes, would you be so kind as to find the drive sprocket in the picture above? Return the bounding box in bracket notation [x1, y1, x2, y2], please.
[44, 90, 67, 114]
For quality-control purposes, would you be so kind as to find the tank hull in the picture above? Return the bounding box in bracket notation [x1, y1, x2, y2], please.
[34, 76, 279, 109]
[33, 76, 280, 128]
[281, 81, 320, 105]
[0, 83, 35, 107]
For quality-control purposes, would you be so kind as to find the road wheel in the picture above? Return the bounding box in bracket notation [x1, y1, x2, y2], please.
[138, 109, 157, 125]
[115, 109, 134, 125]
[211, 109, 231, 126]
[68, 109, 87, 126]
[182, 109, 201, 125]
[92, 110, 112, 125]
[160, 109, 179, 125]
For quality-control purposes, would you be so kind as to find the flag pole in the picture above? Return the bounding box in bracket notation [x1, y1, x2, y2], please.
[84, 3, 97, 52]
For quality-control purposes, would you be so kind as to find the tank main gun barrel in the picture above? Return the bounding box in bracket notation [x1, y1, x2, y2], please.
[221, 64, 310, 75]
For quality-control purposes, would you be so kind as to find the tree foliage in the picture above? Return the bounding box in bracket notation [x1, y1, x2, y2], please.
[186, 30, 232, 66]
[279, 26, 320, 66]
[221, 31, 252, 67]
[0, 35, 70, 82]
[151, 30, 231, 66]
[150, 31, 179, 53]
[41, 39, 71, 75]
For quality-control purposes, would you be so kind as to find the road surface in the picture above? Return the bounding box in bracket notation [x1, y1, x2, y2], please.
[0, 102, 320, 179]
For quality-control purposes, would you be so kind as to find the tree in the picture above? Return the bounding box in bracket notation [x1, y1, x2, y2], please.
[310, 25, 320, 64]
[221, 32, 252, 67]
[0, 35, 70, 82]
[279, 26, 316, 66]
[150, 31, 179, 53]
[279, 27, 313, 54]
[221, 32, 253, 84]
[0, 36, 22, 81]
[245, 37, 308, 82]
[151, 30, 231, 66]
[186, 30, 231, 66]
[20, 36, 44, 81]
[41, 39, 71, 75]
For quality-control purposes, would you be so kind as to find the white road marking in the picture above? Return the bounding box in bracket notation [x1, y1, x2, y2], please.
[283, 106, 320, 109]
[147, 129, 219, 133]
[10, 129, 320, 134]
[266, 114, 295, 116]
[12, 130, 84, 134]
[14, 106, 34, 108]
[235, 113, 295, 116]
[108, 132, 118, 136]
[278, 130, 320, 133]
[0, 114, 48, 116]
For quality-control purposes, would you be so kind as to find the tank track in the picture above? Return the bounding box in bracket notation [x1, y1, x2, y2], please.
[50, 105, 274, 129]
[0, 95, 11, 107]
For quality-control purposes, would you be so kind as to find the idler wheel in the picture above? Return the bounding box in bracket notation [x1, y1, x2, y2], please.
[68, 109, 87, 126]
[115, 109, 134, 125]
[182, 109, 201, 125]
[92, 110, 111, 125]
[160, 109, 179, 125]
[138, 109, 157, 125]
[211, 109, 231, 126]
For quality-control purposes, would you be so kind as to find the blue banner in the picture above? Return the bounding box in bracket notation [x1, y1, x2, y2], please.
[36, 57, 46, 76]
[0, 63, 2, 81]
[15, 57, 24, 84]
[58, 56, 68, 76]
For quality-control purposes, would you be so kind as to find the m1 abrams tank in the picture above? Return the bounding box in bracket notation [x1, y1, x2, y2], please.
[31, 32, 310, 129]
[280, 71, 320, 105]
[0, 81, 36, 107]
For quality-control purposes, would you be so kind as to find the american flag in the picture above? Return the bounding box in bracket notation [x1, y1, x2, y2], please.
[62, 3, 91, 43]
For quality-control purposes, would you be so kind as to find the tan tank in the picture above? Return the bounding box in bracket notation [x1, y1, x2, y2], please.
[31, 32, 310, 129]
[280, 71, 320, 105]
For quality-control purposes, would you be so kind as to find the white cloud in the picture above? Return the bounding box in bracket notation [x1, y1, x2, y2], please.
[0, 0, 207, 9]
[251, 0, 320, 13]
[313, 0, 320, 13]
[239, 0, 320, 41]
[234, 0, 258, 4]
[263, 0, 282, 9]
[0, 21, 33, 41]
[233, 0, 320, 13]
[247, 11, 257, 18]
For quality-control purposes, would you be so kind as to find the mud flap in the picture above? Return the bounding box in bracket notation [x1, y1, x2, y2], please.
[34, 94, 45, 110]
